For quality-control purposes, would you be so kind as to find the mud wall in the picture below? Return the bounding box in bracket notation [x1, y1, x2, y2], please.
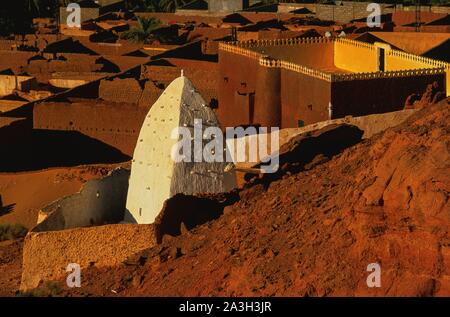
[277, 3, 316, 14]
[33, 101, 147, 155]
[33, 168, 129, 233]
[27, 55, 117, 78]
[385, 50, 450, 96]
[385, 50, 436, 71]
[48, 78, 93, 89]
[391, 11, 448, 26]
[394, 25, 450, 33]
[99, 77, 143, 104]
[251, 41, 335, 70]
[331, 73, 445, 118]
[0, 51, 35, 74]
[254, 65, 281, 128]
[218, 42, 333, 128]
[217, 49, 261, 128]
[281, 68, 331, 128]
[21, 223, 156, 291]
[315, 2, 394, 23]
[99, 77, 162, 107]
[334, 39, 379, 72]
[0, 118, 31, 146]
[0, 75, 37, 96]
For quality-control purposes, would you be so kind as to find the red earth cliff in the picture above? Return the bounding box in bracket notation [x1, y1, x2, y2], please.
[30, 99, 450, 296]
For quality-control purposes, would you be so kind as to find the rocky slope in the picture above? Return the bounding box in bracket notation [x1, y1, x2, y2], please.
[33, 99, 450, 296]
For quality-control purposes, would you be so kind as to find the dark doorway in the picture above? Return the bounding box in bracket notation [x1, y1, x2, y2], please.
[378, 48, 385, 72]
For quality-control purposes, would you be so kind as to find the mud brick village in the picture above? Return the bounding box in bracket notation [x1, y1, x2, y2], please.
[0, 0, 449, 297]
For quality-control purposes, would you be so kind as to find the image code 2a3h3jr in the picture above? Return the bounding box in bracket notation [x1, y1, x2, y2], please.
[0, 0, 449, 306]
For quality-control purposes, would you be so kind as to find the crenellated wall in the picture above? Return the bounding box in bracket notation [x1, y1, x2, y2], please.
[331, 71, 445, 118]
[218, 37, 448, 129]
[334, 38, 379, 73]
[250, 38, 335, 70]
[384, 49, 450, 96]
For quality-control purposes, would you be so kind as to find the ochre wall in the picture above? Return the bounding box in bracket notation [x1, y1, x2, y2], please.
[334, 39, 379, 73]
[281, 68, 331, 128]
[48, 78, 90, 89]
[254, 65, 281, 128]
[0, 75, 37, 96]
[21, 224, 156, 291]
[331, 73, 445, 118]
[251, 41, 335, 70]
[0, 51, 35, 73]
[385, 50, 450, 96]
[385, 51, 435, 71]
[218, 39, 448, 129]
[218, 41, 336, 128]
[217, 49, 261, 128]
[33, 102, 147, 156]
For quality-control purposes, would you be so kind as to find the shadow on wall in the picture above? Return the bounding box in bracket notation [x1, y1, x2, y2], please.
[249, 124, 364, 187]
[423, 39, 450, 63]
[153, 192, 240, 243]
[0, 129, 130, 172]
[33, 168, 130, 233]
[151, 40, 218, 63]
[0, 195, 16, 217]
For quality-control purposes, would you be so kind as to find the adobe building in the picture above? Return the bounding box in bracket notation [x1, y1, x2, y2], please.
[217, 37, 449, 129]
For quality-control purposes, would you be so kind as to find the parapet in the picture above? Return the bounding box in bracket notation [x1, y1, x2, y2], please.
[218, 42, 262, 61]
[332, 67, 446, 82]
[386, 49, 450, 70]
[280, 60, 333, 81]
[335, 38, 377, 51]
[220, 39, 336, 82]
[233, 37, 333, 48]
[220, 37, 449, 88]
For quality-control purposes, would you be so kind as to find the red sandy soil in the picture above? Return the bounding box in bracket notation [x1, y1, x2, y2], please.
[47, 99, 449, 297]
[0, 239, 23, 296]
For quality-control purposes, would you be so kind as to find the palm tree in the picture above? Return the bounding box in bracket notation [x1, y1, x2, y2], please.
[26, 0, 40, 14]
[127, 0, 190, 12]
[159, 0, 189, 12]
[122, 16, 162, 43]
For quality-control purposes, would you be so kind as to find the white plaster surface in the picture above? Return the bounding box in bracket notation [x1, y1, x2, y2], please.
[125, 76, 236, 224]
[34, 168, 129, 232]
